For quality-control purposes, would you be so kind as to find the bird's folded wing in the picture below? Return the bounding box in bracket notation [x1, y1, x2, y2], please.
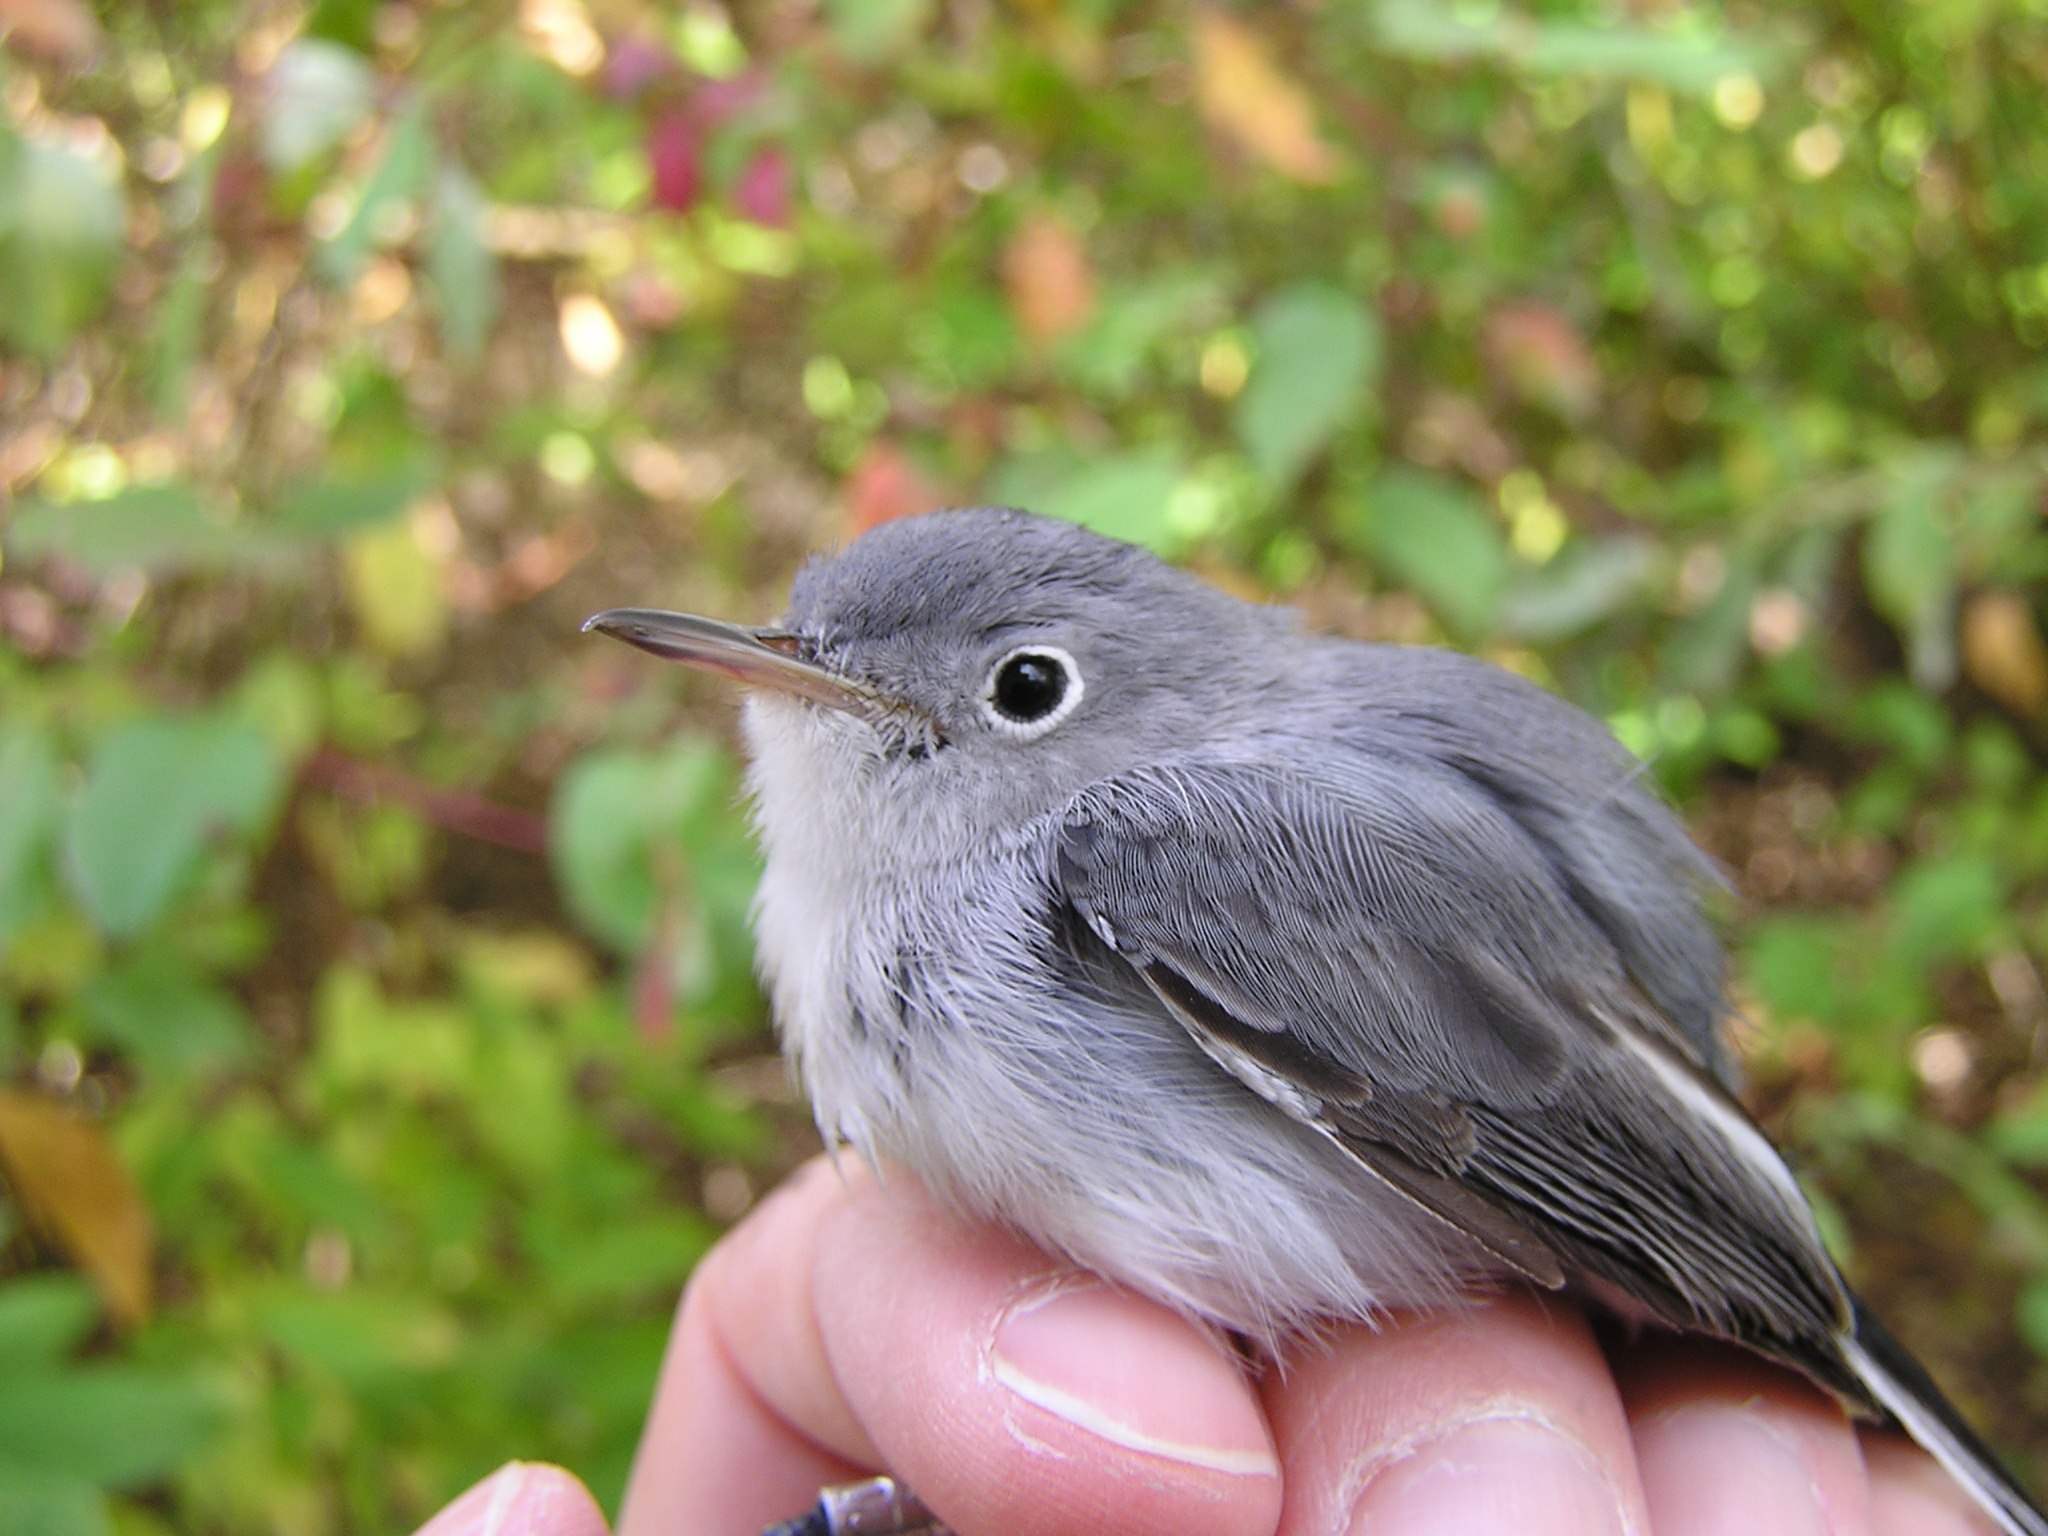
[1050, 755, 1858, 1395]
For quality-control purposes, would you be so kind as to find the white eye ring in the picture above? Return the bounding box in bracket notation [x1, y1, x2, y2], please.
[980, 644, 1084, 738]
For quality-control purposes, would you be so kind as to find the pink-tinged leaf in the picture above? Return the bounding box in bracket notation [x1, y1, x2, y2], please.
[733, 145, 792, 227]
[693, 69, 769, 128]
[1484, 301, 1601, 421]
[1192, 11, 1338, 185]
[210, 151, 268, 225]
[0, 0, 102, 63]
[845, 441, 944, 535]
[605, 35, 676, 101]
[631, 916, 677, 1046]
[1002, 211, 1097, 346]
[646, 112, 702, 213]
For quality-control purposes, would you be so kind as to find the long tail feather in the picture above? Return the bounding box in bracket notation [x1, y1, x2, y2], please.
[1844, 1296, 2048, 1536]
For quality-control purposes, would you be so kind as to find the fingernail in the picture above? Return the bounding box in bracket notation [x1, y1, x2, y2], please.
[1345, 1416, 1628, 1536]
[417, 1464, 536, 1536]
[1633, 1407, 1828, 1536]
[990, 1279, 1278, 1477]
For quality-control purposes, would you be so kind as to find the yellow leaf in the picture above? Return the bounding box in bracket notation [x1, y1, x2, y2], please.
[1192, 11, 1338, 185]
[0, 1089, 153, 1326]
[344, 513, 450, 658]
[1963, 590, 2048, 719]
[457, 928, 597, 1007]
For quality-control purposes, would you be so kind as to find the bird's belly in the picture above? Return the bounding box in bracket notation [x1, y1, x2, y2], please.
[750, 813, 1502, 1344]
[828, 961, 1502, 1344]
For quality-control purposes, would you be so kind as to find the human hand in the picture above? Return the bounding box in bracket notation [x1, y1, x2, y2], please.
[415, 1153, 1994, 1536]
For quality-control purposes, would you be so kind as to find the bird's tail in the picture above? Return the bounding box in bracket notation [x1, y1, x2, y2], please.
[1844, 1295, 2048, 1536]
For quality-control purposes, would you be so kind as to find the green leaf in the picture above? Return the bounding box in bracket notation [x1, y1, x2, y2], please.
[65, 716, 285, 938]
[6, 484, 300, 577]
[259, 39, 376, 174]
[258, 1288, 460, 1391]
[0, 1277, 98, 1370]
[1661, 554, 1758, 697]
[550, 740, 736, 953]
[1023, 447, 1186, 552]
[1863, 455, 1960, 690]
[0, 132, 127, 360]
[1059, 272, 1219, 400]
[82, 958, 256, 1078]
[1368, 1, 1780, 93]
[1744, 914, 1852, 1025]
[273, 466, 424, 537]
[0, 725, 61, 954]
[0, 1471, 107, 1536]
[428, 159, 499, 363]
[147, 236, 213, 418]
[1888, 855, 2004, 965]
[523, 1207, 716, 1308]
[907, 286, 1019, 392]
[1498, 538, 1660, 642]
[1522, 24, 1777, 92]
[305, 0, 380, 53]
[1990, 1082, 2048, 1167]
[2020, 1279, 2048, 1363]
[1235, 283, 1379, 486]
[826, 0, 933, 61]
[318, 103, 435, 286]
[1343, 469, 1508, 638]
[0, 1366, 222, 1488]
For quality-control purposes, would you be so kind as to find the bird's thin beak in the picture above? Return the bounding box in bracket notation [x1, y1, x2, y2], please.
[581, 607, 887, 716]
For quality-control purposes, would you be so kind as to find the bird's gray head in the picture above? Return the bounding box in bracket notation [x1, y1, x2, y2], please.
[586, 507, 1296, 838]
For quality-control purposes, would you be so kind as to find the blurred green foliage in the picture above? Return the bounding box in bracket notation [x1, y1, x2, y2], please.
[2, 0, 2047, 1530]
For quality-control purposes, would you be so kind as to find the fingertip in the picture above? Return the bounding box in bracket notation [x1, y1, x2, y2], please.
[419, 1463, 609, 1536]
[1862, 1434, 2002, 1536]
[988, 1274, 1280, 1478]
[618, 1155, 874, 1536]
[690, 1153, 882, 1467]
[812, 1170, 1281, 1536]
[1616, 1337, 1875, 1536]
[1263, 1293, 1648, 1536]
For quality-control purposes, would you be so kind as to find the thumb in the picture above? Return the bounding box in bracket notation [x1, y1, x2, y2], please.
[416, 1463, 611, 1536]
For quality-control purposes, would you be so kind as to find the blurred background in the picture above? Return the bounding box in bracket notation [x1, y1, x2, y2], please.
[1, 0, 2046, 1530]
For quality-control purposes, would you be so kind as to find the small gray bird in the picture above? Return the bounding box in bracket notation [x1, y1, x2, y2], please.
[587, 505, 2045, 1536]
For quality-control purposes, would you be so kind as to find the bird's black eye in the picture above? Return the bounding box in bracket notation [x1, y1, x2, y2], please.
[993, 654, 1064, 719]
[982, 646, 1083, 734]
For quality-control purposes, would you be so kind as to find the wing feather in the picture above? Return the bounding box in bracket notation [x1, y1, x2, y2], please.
[1052, 755, 1855, 1389]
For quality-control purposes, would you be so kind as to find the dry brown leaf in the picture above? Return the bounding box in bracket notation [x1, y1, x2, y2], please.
[1192, 11, 1338, 185]
[0, 1088, 153, 1326]
[1963, 590, 2048, 719]
[1001, 212, 1097, 347]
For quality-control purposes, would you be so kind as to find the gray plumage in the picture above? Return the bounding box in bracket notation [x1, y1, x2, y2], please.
[588, 505, 2045, 1536]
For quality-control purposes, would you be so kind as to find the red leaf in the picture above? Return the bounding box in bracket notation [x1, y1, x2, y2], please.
[646, 112, 702, 213]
